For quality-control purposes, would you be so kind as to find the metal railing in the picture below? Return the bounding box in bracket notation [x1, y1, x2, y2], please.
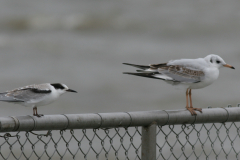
[0, 106, 240, 159]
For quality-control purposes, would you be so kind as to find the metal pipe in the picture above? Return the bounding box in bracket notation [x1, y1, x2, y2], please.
[141, 122, 157, 160]
[0, 107, 240, 132]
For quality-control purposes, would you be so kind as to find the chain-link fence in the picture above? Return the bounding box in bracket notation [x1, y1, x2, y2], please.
[0, 128, 141, 160]
[156, 122, 240, 160]
[0, 107, 240, 160]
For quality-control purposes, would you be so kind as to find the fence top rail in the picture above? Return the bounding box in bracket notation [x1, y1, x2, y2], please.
[0, 106, 240, 132]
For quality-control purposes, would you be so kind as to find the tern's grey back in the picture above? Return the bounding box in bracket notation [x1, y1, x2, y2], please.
[0, 83, 52, 102]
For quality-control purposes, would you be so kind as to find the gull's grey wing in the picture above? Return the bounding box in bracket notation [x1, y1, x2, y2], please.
[123, 62, 205, 83]
[158, 65, 205, 83]
[4, 87, 51, 102]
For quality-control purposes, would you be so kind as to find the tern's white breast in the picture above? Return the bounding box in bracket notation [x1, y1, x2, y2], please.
[23, 86, 62, 107]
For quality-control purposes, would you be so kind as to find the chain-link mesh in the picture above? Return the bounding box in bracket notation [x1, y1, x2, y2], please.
[0, 127, 141, 160]
[0, 122, 240, 159]
[156, 122, 240, 160]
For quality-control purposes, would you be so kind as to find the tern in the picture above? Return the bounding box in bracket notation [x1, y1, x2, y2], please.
[0, 83, 77, 117]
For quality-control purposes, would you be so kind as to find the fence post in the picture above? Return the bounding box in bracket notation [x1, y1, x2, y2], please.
[141, 121, 157, 160]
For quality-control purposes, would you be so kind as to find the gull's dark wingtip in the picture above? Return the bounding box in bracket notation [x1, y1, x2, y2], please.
[122, 63, 132, 66]
[122, 63, 150, 70]
[123, 72, 135, 75]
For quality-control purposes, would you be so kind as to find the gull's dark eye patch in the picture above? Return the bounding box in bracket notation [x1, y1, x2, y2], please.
[210, 59, 213, 63]
[216, 60, 220, 64]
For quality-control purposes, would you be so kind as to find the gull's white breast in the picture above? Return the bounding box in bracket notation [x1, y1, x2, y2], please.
[189, 67, 219, 89]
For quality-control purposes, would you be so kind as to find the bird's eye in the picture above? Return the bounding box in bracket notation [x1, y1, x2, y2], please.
[210, 59, 213, 63]
[216, 60, 220, 64]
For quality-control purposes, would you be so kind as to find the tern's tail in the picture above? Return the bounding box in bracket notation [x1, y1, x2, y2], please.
[0, 93, 23, 102]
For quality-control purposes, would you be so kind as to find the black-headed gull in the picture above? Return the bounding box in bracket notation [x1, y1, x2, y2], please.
[123, 54, 235, 115]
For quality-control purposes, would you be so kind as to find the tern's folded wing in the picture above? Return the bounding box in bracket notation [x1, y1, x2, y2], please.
[5, 88, 51, 102]
[0, 92, 24, 102]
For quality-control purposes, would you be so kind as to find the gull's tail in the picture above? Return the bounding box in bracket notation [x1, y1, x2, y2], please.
[123, 62, 167, 71]
[123, 72, 165, 80]
[123, 62, 174, 82]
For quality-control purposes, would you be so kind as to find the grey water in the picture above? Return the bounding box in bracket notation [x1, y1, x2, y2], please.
[0, 0, 239, 116]
[0, 0, 239, 159]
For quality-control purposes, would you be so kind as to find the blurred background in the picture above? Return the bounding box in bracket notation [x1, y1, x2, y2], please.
[0, 0, 239, 117]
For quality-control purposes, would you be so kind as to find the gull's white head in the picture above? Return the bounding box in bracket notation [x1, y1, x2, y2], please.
[50, 83, 77, 95]
[204, 54, 235, 69]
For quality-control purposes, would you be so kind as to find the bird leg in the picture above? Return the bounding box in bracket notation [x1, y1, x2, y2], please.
[186, 89, 202, 115]
[189, 89, 202, 112]
[33, 107, 36, 116]
[33, 106, 44, 117]
[186, 88, 189, 109]
[186, 89, 196, 115]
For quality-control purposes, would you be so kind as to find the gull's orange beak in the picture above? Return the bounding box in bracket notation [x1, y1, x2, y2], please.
[223, 64, 235, 69]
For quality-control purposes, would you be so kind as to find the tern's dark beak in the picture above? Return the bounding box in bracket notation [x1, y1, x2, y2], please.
[223, 64, 235, 69]
[66, 89, 77, 93]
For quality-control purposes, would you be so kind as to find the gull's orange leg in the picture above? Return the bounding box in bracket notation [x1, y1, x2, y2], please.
[186, 89, 189, 109]
[185, 89, 197, 115]
[189, 89, 193, 108]
[188, 89, 202, 115]
[186, 89, 196, 115]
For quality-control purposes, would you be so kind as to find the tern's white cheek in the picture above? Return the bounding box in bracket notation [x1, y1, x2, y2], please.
[57, 90, 66, 95]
